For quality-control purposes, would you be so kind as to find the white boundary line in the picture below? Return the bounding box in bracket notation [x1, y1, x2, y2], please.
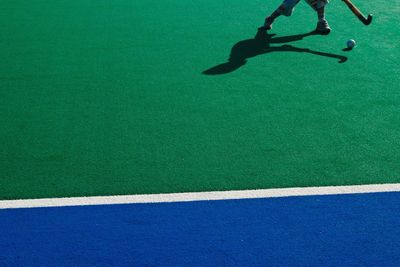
[1, 183, 400, 210]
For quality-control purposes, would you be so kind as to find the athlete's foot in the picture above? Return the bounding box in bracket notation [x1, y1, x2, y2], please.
[316, 19, 331, 35]
[263, 16, 274, 30]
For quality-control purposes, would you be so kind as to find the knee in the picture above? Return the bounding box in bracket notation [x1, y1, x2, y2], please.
[310, 0, 329, 10]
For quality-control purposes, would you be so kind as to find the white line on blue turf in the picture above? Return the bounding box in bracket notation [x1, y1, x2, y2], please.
[1, 183, 400, 209]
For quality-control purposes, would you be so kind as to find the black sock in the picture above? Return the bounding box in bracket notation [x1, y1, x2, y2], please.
[317, 6, 325, 21]
[270, 9, 281, 20]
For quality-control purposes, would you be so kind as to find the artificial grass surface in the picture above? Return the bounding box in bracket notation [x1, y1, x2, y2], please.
[1, 0, 399, 199]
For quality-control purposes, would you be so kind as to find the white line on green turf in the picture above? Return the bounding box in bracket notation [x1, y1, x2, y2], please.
[1, 183, 400, 209]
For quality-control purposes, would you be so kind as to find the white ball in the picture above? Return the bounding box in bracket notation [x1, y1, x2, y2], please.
[347, 39, 356, 49]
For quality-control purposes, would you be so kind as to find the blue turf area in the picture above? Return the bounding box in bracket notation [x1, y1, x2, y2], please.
[1, 192, 400, 266]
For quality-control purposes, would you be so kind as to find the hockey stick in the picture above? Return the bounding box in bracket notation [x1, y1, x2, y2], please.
[342, 0, 373, 25]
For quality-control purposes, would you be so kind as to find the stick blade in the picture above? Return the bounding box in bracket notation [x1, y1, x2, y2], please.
[363, 14, 373, 25]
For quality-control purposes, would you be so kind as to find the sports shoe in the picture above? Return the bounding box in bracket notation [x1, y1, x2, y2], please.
[316, 19, 331, 35]
[264, 16, 274, 30]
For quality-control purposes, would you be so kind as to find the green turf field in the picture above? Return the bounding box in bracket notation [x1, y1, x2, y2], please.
[1, 0, 399, 200]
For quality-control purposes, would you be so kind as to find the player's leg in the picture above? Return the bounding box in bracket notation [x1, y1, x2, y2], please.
[316, 6, 331, 34]
[264, 0, 301, 30]
[307, 0, 331, 34]
[264, 4, 284, 30]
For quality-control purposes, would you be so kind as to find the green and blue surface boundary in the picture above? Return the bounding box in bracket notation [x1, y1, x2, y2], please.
[1, 185, 400, 266]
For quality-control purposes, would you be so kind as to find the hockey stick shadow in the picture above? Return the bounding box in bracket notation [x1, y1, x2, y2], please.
[203, 29, 347, 75]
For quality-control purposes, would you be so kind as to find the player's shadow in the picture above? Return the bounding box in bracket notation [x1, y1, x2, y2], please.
[203, 29, 347, 75]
